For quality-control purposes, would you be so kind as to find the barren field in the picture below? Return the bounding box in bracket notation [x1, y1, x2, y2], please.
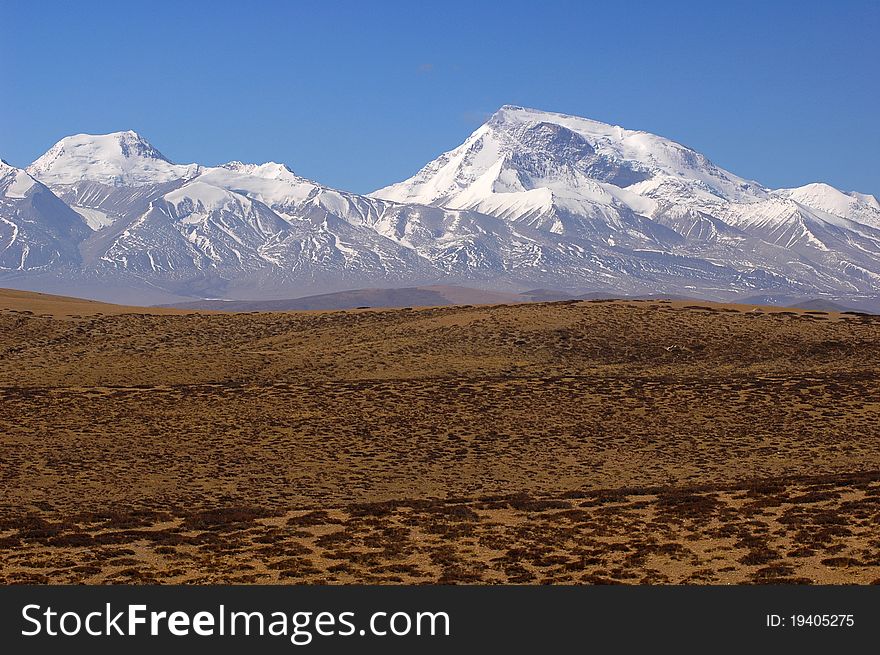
[1, 290, 879, 584]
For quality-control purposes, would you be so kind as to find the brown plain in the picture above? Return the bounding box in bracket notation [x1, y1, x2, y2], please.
[1, 289, 878, 584]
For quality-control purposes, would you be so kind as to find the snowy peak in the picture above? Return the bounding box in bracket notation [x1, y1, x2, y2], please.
[850, 191, 879, 210]
[219, 161, 297, 179]
[372, 105, 767, 214]
[108, 130, 170, 162]
[194, 161, 320, 210]
[779, 182, 880, 229]
[0, 160, 39, 199]
[27, 131, 199, 187]
[163, 180, 254, 212]
[0, 160, 91, 271]
[487, 105, 623, 139]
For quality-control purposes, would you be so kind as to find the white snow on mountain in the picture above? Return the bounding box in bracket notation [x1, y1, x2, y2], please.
[372, 105, 767, 211]
[3, 107, 878, 306]
[370, 105, 880, 299]
[27, 131, 200, 186]
[778, 183, 880, 230]
[70, 206, 114, 230]
[0, 161, 91, 270]
[850, 191, 880, 210]
[1, 160, 37, 199]
[193, 161, 318, 210]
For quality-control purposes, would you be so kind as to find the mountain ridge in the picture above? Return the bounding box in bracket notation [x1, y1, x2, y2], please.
[2, 107, 879, 307]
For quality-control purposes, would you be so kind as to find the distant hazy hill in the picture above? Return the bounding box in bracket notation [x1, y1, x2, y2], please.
[162, 285, 524, 311]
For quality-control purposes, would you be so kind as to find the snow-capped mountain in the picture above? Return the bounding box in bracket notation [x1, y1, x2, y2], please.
[0, 160, 90, 271]
[2, 108, 878, 307]
[372, 105, 880, 301]
[779, 183, 880, 230]
[27, 130, 201, 187]
[373, 105, 767, 211]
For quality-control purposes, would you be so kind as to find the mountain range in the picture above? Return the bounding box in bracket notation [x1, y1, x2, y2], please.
[2, 106, 879, 308]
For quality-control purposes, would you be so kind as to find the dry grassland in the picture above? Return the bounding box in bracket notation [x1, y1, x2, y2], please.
[1, 290, 878, 584]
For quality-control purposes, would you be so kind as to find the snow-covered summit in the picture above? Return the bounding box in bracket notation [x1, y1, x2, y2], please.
[777, 182, 880, 230]
[194, 161, 320, 210]
[371, 105, 767, 213]
[0, 160, 39, 199]
[27, 130, 200, 186]
[218, 161, 296, 177]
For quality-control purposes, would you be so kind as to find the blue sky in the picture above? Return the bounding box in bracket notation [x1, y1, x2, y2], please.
[2, 0, 878, 195]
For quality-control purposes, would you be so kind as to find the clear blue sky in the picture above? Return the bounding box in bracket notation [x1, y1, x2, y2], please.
[2, 0, 878, 196]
